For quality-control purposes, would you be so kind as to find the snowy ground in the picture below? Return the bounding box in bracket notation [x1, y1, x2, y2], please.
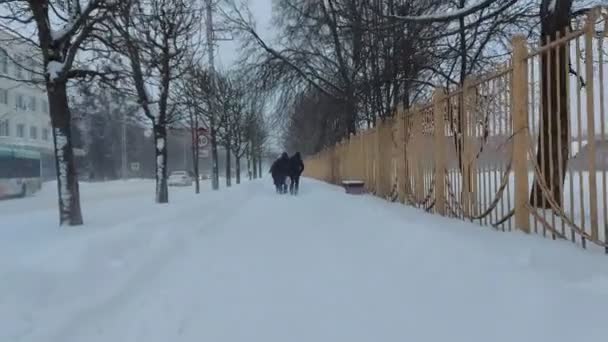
[1, 178, 608, 342]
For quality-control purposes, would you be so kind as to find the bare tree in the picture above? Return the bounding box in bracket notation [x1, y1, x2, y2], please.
[283, 88, 346, 154]
[179, 65, 224, 190]
[225, 0, 445, 153]
[231, 82, 265, 185]
[188, 108, 203, 193]
[529, 0, 573, 207]
[71, 83, 141, 181]
[224, 0, 367, 136]
[110, 0, 199, 203]
[0, 0, 122, 225]
[175, 71, 206, 194]
[212, 74, 236, 187]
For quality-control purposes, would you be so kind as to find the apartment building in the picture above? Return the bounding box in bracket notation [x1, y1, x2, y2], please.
[0, 31, 54, 178]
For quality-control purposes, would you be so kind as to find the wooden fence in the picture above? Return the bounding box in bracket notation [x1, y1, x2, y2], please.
[304, 7, 608, 253]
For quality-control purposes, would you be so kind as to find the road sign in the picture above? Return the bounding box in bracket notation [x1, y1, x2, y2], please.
[200, 149, 210, 158]
[198, 135, 209, 148]
[130, 162, 140, 171]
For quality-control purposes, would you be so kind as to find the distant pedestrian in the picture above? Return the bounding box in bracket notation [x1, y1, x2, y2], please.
[269, 152, 290, 193]
[288, 152, 304, 195]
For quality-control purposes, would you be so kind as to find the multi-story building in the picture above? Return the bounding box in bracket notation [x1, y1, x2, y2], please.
[0, 31, 56, 179]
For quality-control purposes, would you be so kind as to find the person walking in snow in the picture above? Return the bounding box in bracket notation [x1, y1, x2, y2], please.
[269, 156, 281, 192]
[288, 152, 304, 195]
[269, 152, 290, 193]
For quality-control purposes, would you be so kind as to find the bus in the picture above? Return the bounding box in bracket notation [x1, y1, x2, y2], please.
[0, 146, 42, 199]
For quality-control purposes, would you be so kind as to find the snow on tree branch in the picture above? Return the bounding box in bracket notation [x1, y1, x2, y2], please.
[47, 60, 65, 81]
[390, 0, 503, 23]
[50, 0, 103, 42]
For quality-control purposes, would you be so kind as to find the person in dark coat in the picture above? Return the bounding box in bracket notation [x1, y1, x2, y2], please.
[269, 156, 281, 193]
[288, 152, 305, 195]
[269, 152, 290, 193]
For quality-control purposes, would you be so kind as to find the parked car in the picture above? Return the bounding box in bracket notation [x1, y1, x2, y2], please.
[168, 171, 193, 186]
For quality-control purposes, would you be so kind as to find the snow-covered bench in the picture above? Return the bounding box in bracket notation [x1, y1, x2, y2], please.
[342, 180, 365, 195]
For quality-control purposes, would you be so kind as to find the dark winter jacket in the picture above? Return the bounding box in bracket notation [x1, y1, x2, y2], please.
[288, 152, 304, 177]
[270, 153, 290, 179]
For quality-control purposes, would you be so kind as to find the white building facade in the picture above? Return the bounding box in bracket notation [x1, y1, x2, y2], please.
[0, 31, 55, 178]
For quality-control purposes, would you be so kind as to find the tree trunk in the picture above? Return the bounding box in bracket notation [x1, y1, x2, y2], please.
[225, 140, 232, 187]
[246, 148, 252, 180]
[252, 144, 258, 179]
[258, 153, 262, 178]
[48, 83, 83, 226]
[236, 156, 241, 184]
[211, 125, 220, 190]
[154, 123, 169, 203]
[455, 0, 468, 180]
[530, 0, 572, 207]
[458, 0, 467, 87]
[346, 95, 357, 135]
[191, 124, 200, 194]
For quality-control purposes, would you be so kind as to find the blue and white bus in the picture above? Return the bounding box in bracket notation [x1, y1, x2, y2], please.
[0, 147, 42, 199]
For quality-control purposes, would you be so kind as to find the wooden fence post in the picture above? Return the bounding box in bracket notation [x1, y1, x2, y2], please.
[412, 107, 424, 203]
[461, 80, 472, 216]
[374, 123, 381, 195]
[390, 117, 398, 199]
[339, 139, 345, 184]
[376, 119, 387, 197]
[367, 131, 372, 192]
[362, 132, 368, 190]
[403, 110, 412, 203]
[348, 135, 352, 181]
[434, 89, 447, 215]
[397, 109, 407, 203]
[512, 34, 531, 234]
[584, 10, 599, 240]
[331, 145, 337, 184]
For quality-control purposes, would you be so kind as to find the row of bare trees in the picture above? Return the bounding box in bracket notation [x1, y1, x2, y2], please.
[223, 0, 540, 152]
[0, 0, 595, 225]
[225, 0, 599, 210]
[178, 66, 268, 194]
[0, 0, 268, 226]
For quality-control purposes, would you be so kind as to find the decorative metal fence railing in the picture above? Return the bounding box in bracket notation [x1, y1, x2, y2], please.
[304, 7, 608, 253]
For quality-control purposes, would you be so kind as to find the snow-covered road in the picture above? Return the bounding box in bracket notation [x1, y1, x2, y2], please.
[1, 178, 608, 342]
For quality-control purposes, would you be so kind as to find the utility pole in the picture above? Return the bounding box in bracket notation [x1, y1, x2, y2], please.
[203, 0, 232, 190]
[205, 0, 220, 191]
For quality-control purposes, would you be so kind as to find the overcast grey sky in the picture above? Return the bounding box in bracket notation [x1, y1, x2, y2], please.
[216, 0, 274, 70]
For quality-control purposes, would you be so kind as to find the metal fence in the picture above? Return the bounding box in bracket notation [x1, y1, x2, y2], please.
[304, 7, 608, 253]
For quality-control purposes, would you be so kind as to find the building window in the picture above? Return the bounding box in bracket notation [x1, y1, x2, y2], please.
[17, 124, 25, 138]
[41, 99, 48, 114]
[28, 59, 36, 80]
[28, 96, 36, 111]
[42, 128, 49, 141]
[0, 89, 7, 105]
[0, 50, 8, 74]
[15, 93, 26, 111]
[0, 120, 9, 136]
[29, 126, 37, 139]
[14, 56, 22, 79]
